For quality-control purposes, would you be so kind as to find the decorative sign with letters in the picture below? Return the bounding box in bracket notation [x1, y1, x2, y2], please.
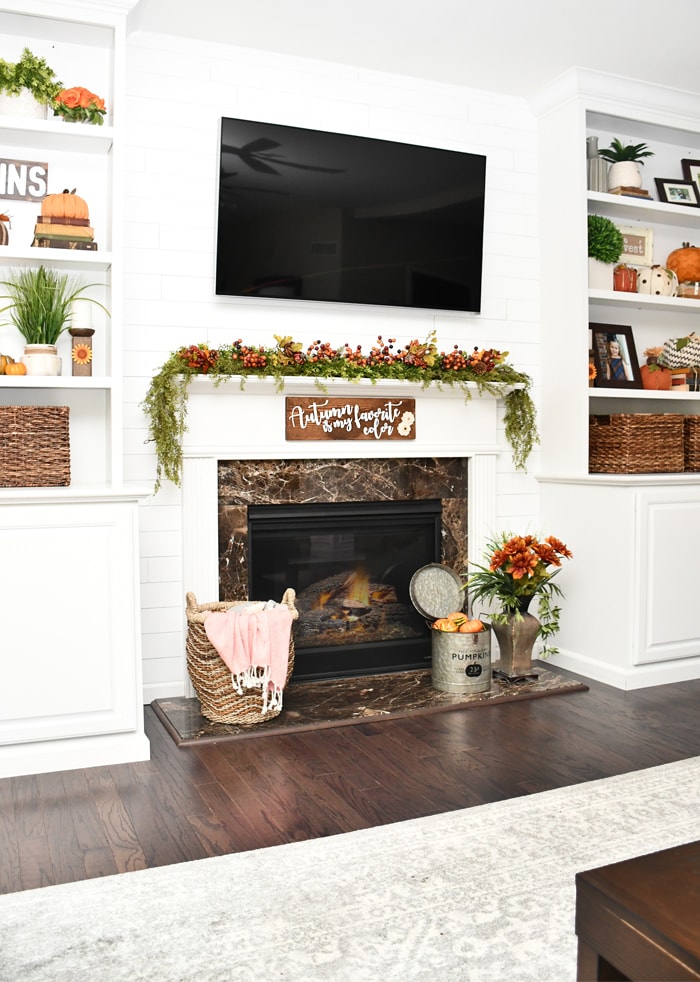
[285, 397, 416, 441]
[0, 158, 48, 201]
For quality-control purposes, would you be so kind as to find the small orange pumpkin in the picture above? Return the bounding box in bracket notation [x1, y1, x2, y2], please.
[0, 354, 15, 374]
[4, 361, 27, 375]
[640, 363, 672, 390]
[41, 188, 89, 221]
[432, 618, 459, 633]
[458, 618, 485, 633]
[666, 242, 700, 284]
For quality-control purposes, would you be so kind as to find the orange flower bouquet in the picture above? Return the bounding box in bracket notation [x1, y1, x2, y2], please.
[53, 86, 106, 125]
[465, 533, 573, 652]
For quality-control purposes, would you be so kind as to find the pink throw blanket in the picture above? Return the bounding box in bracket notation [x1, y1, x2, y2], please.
[204, 603, 293, 713]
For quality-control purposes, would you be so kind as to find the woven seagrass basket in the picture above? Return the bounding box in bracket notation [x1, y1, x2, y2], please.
[683, 417, 700, 471]
[0, 406, 70, 487]
[185, 589, 298, 725]
[589, 414, 685, 474]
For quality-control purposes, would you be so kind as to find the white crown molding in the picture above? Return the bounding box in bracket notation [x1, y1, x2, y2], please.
[529, 66, 700, 132]
[0, 0, 139, 21]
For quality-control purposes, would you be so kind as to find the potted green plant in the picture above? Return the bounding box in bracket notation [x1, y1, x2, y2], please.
[588, 214, 624, 290]
[597, 138, 654, 190]
[0, 265, 108, 375]
[0, 47, 62, 118]
[465, 532, 573, 673]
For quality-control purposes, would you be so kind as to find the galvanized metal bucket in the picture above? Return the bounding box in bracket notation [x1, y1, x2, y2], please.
[409, 563, 491, 694]
[431, 626, 491, 694]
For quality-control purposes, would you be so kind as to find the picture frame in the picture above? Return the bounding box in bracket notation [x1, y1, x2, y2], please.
[681, 158, 700, 196]
[617, 225, 653, 266]
[590, 323, 642, 389]
[654, 177, 700, 207]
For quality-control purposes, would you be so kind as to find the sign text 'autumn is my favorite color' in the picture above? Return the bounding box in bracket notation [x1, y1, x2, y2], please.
[285, 397, 416, 441]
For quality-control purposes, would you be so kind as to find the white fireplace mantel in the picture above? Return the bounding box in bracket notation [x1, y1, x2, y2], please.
[181, 376, 510, 607]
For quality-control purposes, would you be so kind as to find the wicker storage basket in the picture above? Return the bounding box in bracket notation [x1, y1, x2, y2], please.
[0, 406, 70, 487]
[589, 414, 685, 474]
[684, 416, 700, 471]
[185, 590, 298, 725]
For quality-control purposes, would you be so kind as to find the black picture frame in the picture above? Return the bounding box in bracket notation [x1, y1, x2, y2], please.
[590, 323, 642, 389]
[654, 177, 700, 207]
[681, 158, 700, 196]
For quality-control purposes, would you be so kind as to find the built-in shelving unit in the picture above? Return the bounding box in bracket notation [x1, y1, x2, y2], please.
[0, 0, 149, 779]
[532, 69, 700, 689]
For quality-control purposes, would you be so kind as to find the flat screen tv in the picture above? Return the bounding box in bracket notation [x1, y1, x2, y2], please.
[215, 117, 486, 313]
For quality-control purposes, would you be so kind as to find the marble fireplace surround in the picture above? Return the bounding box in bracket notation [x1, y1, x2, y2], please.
[181, 377, 503, 631]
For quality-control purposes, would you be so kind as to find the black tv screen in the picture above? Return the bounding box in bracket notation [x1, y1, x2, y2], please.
[215, 117, 486, 313]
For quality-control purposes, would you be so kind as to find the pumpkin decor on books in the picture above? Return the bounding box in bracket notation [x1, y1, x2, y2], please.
[32, 188, 97, 251]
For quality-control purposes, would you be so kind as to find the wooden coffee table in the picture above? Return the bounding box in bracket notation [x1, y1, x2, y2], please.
[575, 840, 700, 981]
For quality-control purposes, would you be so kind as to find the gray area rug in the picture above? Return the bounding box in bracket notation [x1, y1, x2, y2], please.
[1, 757, 698, 982]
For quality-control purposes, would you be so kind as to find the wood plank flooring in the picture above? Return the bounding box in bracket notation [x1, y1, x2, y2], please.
[1, 666, 699, 895]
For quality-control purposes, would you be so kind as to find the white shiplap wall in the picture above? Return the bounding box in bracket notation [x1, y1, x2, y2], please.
[123, 31, 543, 701]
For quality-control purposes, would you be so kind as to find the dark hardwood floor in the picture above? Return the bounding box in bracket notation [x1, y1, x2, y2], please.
[1, 666, 699, 895]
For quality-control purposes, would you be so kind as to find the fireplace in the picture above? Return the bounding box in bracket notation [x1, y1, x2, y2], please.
[218, 456, 468, 681]
[180, 376, 502, 696]
[248, 499, 441, 679]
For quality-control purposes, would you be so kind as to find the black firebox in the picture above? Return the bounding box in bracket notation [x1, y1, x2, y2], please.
[247, 499, 442, 680]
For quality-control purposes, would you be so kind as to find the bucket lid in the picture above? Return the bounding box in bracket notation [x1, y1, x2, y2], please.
[409, 563, 464, 620]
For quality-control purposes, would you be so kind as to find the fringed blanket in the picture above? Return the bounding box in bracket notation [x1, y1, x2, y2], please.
[203, 601, 294, 714]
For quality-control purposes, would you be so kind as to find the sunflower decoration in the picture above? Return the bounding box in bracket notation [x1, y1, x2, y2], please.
[589, 361, 597, 385]
[72, 342, 93, 365]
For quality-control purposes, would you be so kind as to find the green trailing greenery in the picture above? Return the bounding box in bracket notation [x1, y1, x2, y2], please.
[587, 214, 624, 264]
[0, 47, 62, 104]
[141, 333, 538, 491]
[0, 266, 110, 345]
[597, 138, 654, 165]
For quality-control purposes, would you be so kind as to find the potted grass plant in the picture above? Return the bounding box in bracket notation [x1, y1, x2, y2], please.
[0, 265, 108, 375]
[597, 138, 654, 190]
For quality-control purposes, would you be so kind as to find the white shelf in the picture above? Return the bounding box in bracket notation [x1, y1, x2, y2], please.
[0, 246, 113, 270]
[589, 290, 700, 314]
[0, 376, 113, 389]
[0, 115, 113, 153]
[587, 191, 700, 228]
[589, 387, 700, 402]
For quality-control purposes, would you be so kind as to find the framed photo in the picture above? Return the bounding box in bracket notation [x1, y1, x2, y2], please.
[590, 323, 642, 389]
[654, 177, 700, 207]
[617, 225, 653, 265]
[681, 158, 700, 196]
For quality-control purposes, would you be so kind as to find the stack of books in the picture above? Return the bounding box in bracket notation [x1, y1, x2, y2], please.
[608, 185, 652, 199]
[32, 215, 98, 251]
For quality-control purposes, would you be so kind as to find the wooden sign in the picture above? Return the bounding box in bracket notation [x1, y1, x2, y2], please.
[0, 158, 48, 201]
[286, 397, 416, 441]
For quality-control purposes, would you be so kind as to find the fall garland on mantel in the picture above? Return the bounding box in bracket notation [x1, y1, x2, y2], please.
[142, 331, 538, 491]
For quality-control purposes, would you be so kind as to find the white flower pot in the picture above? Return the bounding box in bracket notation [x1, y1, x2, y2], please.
[0, 88, 47, 119]
[607, 160, 642, 190]
[588, 258, 614, 291]
[21, 344, 62, 376]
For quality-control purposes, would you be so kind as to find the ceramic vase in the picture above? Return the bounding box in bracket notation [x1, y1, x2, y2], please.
[21, 343, 62, 376]
[607, 160, 642, 190]
[588, 257, 613, 291]
[492, 599, 540, 675]
[0, 88, 47, 119]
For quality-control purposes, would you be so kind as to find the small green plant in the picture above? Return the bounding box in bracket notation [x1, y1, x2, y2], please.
[598, 139, 654, 165]
[588, 214, 624, 264]
[0, 266, 109, 345]
[0, 47, 62, 104]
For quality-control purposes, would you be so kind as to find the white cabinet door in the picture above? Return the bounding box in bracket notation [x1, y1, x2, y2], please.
[0, 499, 142, 744]
[636, 488, 700, 664]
